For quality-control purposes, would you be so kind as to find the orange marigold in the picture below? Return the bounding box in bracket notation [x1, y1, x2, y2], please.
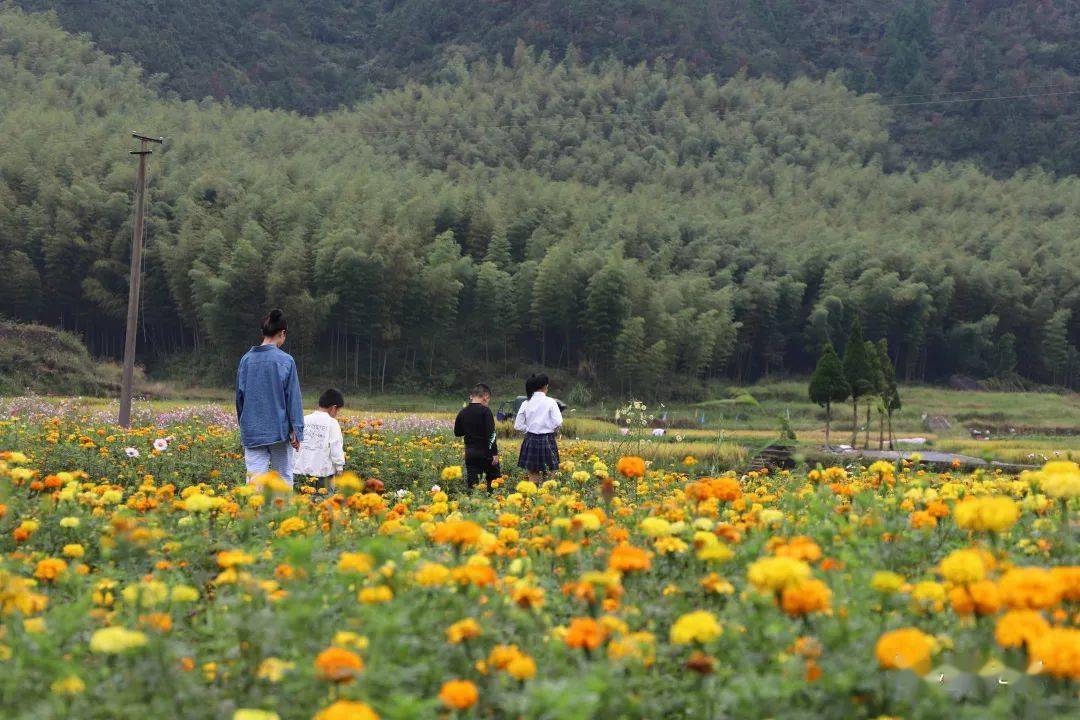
[874, 627, 935, 675]
[616, 456, 646, 479]
[431, 520, 484, 547]
[998, 567, 1064, 610]
[994, 610, 1050, 649]
[564, 617, 607, 651]
[438, 679, 479, 710]
[608, 544, 652, 573]
[314, 647, 364, 683]
[1028, 627, 1080, 680]
[948, 580, 1001, 616]
[780, 579, 832, 617]
[313, 700, 380, 720]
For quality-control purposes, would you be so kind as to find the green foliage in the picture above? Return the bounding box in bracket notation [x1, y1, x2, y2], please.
[808, 344, 849, 408]
[0, 7, 1078, 397]
[15, 1, 1080, 176]
[842, 320, 877, 400]
[0, 319, 110, 395]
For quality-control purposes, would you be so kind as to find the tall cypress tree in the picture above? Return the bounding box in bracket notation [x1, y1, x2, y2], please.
[808, 342, 849, 448]
[864, 340, 884, 449]
[842, 318, 875, 447]
[877, 339, 901, 449]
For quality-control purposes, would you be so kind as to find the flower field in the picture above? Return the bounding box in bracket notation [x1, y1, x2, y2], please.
[0, 409, 1077, 720]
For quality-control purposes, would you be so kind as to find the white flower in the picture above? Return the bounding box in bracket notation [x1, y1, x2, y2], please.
[431, 485, 441, 493]
[395, 489, 408, 498]
[619, 428, 629, 436]
[652, 428, 665, 437]
[124, 447, 140, 458]
[153, 438, 169, 452]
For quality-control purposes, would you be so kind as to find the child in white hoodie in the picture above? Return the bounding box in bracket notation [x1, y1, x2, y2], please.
[293, 389, 346, 492]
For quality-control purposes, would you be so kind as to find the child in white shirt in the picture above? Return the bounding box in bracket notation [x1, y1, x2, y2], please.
[293, 389, 346, 492]
[514, 373, 562, 481]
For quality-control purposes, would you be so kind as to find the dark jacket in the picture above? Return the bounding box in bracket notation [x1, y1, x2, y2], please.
[454, 402, 499, 461]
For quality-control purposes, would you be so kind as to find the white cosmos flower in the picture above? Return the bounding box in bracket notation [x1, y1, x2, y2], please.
[431, 485, 441, 493]
[124, 447, 140, 458]
[395, 489, 408, 498]
[153, 438, 169, 452]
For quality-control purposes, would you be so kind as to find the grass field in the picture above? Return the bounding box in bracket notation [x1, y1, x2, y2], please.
[10, 380, 1078, 470]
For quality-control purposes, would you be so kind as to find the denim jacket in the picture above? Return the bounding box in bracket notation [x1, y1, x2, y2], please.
[235, 345, 304, 448]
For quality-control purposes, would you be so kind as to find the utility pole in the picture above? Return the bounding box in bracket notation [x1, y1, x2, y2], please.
[119, 132, 163, 427]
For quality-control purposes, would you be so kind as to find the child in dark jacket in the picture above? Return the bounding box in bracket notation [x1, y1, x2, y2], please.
[453, 384, 500, 491]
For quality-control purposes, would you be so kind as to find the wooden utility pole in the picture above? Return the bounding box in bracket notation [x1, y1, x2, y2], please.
[119, 132, 163, 427]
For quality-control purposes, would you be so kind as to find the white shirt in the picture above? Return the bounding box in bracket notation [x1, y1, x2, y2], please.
[292, 410, 345, 477]
[514, 391, 563, 435]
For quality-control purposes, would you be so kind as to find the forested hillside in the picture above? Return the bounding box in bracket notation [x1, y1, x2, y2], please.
[1, 7, 1078, 395]
[13, 0, 1080, 176]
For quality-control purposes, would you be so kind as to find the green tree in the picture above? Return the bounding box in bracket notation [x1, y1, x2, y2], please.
[876, 339, 901, 449]
[584, 260, 631, 366]
[613, 316, 646, 395]
[842, 318, 876, 447]
[808, 343, 849, 448]
[1043, 309, 1073, 386]
[864, 340, 884, 449]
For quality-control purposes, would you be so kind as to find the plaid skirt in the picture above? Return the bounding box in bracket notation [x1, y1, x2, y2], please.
[518, 432, 560, 472]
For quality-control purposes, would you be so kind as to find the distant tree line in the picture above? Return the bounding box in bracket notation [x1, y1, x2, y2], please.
[15, 0, 1080, 177]
[0, 9, 1078, 397]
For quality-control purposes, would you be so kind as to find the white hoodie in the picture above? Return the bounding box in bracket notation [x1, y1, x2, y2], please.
[292, 410, 345, 477]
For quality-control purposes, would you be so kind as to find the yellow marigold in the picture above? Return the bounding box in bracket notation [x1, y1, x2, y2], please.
[33, 558, 67, 582]
[276, 516, 307, 536]
[938, 549, 986, 585]
[616, 456, 646, 479]
[50, 675, 85, 695]
[572, 512, 602, 532]
[515, 480, 538, 495]
[234, 711, 280, 720]
[431, 520, 483, 546]
[314, 647, 364, 682]
[358, 585, 393, 604]
[670, 610, 722, 645]
[697, 542, 734, 563]
[89, 627, 148, 654]
[607, 631, 656, 666]
[312, 700, 380, 720]
[171, 585, 199, 603]
[62, 543, 84, 559]
[438, 679, 479, 710]
[506, 654, 537, 680]
[639, 516, 672, 537]
[780, 579, 832, 617]
[1028, 627, 1080, 680]
[414, 562, 452, 587]
[747, 556, 811, 593]
[874, 627, 935, 674]
[217, 550, 254, 568]
[183, 492, 223, 513]
[871, 571, 905, 594]
[994, 609, 1050, 648]
[1032, 460, 1080, 499]
[256, 657, 295, 683]
[564, 617, 607, 650]
[954, 496, 1019, 533]
[446, 618, 482, 644]
[337, 552, 375, 574]
[121, 580, 169, 607]
[487, 644, 525, 670]
[911, 581, 946, 610]
[440, 466, 463, 482]
[998, 567, 1064, 609]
